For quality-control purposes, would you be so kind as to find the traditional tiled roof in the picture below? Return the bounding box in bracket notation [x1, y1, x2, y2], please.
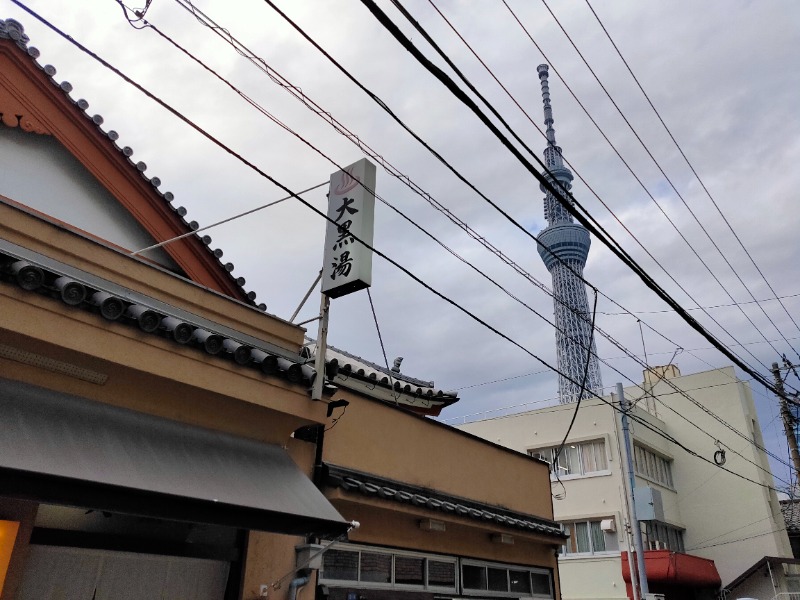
[0, 239, 316, 385]
[305, 340, 459, 415]
[781, 499, 800, 533]
[0, 18, 260, 308]
[323, 463, 567, 540]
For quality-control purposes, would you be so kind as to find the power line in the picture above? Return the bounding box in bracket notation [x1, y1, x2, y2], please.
[7, 0, 615, 441]
[454, 368, 551, 392]
[168, 0, 610, 344]
[491, 0, 796, 381]
[234, 0, 795, 470]
[16, 0, 787, 497]
[647, 378, 793, 487]
[135, 10, 623, 387]
[688, 511, 783, 550]
[162, 0, 691, 403]
[356, 0, 793, 400]
[417, 0, 793, 473]
[358, 0, 792, 470]
[146, 5, 746, 448]
[583, 0, 800, 360]
[354, 0, 796, 468]
[171, 0, 793, 437]
[537, 0, 799, 362]
[197, 0, 798, 474]
[366, 288, 396, 396]
[354, 0, 783, 394]
[128, 5, 711, 442]
[449, 362, 793, 482]
[689, 526, 787, 552]
[415, 0, 800, 401]
[552, 289, 599, 474]
[600, 293, 800, 316]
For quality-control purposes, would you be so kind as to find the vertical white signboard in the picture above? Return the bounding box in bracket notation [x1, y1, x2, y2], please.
[321, 158, 376, 298]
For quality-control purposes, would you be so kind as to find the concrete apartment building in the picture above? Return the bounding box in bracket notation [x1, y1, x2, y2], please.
[460, 365, 793, 600]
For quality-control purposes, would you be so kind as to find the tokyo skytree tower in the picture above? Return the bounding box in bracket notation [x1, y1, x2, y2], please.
[536, 64, 603, 404]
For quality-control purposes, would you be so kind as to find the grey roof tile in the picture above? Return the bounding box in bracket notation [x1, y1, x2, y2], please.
[324, 463, 567, 539]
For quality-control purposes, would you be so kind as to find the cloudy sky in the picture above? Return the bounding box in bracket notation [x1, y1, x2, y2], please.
[5, 1, 800, 486]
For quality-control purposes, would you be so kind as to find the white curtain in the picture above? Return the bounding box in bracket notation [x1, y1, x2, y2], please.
[19, 545, 230, 600]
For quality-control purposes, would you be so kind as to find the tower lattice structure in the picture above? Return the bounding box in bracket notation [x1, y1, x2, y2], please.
[536, 64, 603, 404]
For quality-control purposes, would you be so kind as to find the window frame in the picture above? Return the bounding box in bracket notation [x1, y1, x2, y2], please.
[528, 437, 610, 480]
[559, 518, 617, 556]
[460, 558, 554, 599]
[319, 543, 458, 593]
[642, 520, 685, 553]
[319, 543, 554, 599]
[633, 444, 675, 489]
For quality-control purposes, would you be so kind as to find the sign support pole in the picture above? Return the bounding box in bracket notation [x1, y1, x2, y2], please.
[311, 292, 330, 401]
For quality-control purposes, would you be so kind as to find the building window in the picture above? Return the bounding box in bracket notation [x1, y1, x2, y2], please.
[633, 445, 674, 488]
[528, 439, 608, 478]
[360, 551, 391, 583]
[321, 544, 552, 598]
[560, 519, 618, 555]
[428, 559, 456, 588]
[461, 559, 553, 598]
[321, 548, 359, 580]
[394, 555, 424, 586]
[320, 545, 457, 592]
[642, 521, 685, 552]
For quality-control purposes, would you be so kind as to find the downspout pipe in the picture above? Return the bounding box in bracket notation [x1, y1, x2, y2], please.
[289, 576, 310, 600]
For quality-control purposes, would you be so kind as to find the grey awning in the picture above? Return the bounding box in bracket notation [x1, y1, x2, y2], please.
[0, 377, 349, 536]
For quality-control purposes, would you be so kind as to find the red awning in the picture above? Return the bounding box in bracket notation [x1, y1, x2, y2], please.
[622, 550, 722, 588]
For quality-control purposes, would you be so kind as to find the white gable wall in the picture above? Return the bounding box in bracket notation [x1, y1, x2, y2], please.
[0, 125, 179, 270]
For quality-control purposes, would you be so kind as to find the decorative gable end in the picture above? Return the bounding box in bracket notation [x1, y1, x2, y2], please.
[0, 19, 254, 305]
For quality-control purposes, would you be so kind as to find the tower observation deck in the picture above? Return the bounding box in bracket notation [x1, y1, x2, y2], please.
[536, 64, 603, 404]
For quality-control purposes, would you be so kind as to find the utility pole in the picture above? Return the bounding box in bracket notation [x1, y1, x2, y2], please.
[617, 382, 649, 598]
[772, 362, 800, 476]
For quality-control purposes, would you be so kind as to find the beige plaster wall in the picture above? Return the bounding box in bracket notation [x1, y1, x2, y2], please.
[326, 496, 559, 598]
[322, 392, 553, 519]
[460, 398, 625, 527]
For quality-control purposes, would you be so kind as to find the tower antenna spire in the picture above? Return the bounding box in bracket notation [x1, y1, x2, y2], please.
[537, 65, 566, 172]
[537, 64, 558, 146]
